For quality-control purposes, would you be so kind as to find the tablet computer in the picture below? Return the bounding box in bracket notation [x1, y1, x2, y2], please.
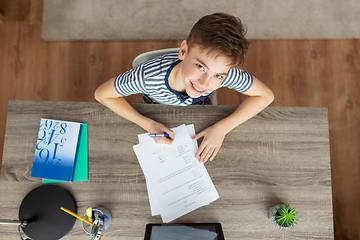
[144, 223, 225, 240]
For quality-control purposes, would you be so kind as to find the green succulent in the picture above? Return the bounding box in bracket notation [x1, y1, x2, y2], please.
[273, 204, 298, 229]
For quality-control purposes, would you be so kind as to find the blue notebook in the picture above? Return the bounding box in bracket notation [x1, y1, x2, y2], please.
[31, 119, 82, 182]
[43, 123, 88, 184]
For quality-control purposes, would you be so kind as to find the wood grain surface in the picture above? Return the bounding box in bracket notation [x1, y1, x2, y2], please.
[2, 1, 359, 239]
[0, 100, 333, 239]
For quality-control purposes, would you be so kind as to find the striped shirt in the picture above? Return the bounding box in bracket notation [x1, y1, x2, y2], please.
[114, 52, 253, 106]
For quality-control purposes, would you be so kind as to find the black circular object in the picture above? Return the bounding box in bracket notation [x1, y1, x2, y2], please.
[19, 185, 77, 240]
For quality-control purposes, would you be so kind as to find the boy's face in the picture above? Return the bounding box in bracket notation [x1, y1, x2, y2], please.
[178, 40, 232, 98]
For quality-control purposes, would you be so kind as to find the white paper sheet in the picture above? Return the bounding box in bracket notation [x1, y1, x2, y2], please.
[139, 124, 199, 215]
[133, 124, 219, 223]
[138, 125, 198, 216]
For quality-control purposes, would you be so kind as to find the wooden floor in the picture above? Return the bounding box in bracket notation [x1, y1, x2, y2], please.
[0, 1, 359, 239]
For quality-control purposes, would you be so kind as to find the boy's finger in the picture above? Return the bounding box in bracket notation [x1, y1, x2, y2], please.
[195, 144, 205, 158]
[202, 147, 215, 163]
[154, 137, 174, 145]
[167, 130, 175, 139]
[198, 145, 212, 163]
[209, 148, 219, 161]
[192, 131, 205, 140]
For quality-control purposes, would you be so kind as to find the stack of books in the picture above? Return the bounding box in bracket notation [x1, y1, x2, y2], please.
[30, 118, 88, 183]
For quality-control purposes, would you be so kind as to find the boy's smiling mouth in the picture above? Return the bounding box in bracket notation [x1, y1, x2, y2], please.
[191, 82, 206, 93]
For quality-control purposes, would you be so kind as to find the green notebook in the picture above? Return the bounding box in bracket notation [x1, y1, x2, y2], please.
[43, 123, 88, 183]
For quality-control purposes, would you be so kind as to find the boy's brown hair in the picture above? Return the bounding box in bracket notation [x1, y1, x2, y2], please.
[186, 13, 250, 68]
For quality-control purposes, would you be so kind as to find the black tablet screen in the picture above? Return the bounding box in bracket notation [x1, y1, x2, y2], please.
[144, 223, 225, 240]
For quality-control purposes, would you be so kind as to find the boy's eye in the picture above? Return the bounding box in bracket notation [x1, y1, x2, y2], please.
[196, 64, 205, 71]
[214, 75, 223, 79]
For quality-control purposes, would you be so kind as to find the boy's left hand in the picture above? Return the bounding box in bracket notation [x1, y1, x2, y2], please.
[192, 125, 226, 163]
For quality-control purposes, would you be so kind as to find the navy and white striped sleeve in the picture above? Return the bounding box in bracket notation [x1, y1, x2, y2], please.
[114, 64, 148, 96]
[220, 68, 253, 92]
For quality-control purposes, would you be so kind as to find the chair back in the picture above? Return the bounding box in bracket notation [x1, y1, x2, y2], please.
[132, 48, 180, 69]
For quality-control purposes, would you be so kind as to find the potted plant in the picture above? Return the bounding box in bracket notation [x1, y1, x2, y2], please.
[269, 204, 298, 229]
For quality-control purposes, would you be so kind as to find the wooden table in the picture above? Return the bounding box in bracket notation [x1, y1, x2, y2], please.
[0, 100, 334, 239]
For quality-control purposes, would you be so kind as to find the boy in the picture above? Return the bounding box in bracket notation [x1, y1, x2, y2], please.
[94, 13, 274, 163]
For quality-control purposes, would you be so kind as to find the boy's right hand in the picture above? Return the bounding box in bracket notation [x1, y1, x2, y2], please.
[94, 78, 174, 144]
[147, 121, 174, 145]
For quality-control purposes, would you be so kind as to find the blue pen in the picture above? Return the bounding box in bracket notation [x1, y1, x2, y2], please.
[149, 133, 170, 138]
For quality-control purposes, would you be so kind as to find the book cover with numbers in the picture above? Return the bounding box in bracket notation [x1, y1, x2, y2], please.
[31, 118, 83, 181]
